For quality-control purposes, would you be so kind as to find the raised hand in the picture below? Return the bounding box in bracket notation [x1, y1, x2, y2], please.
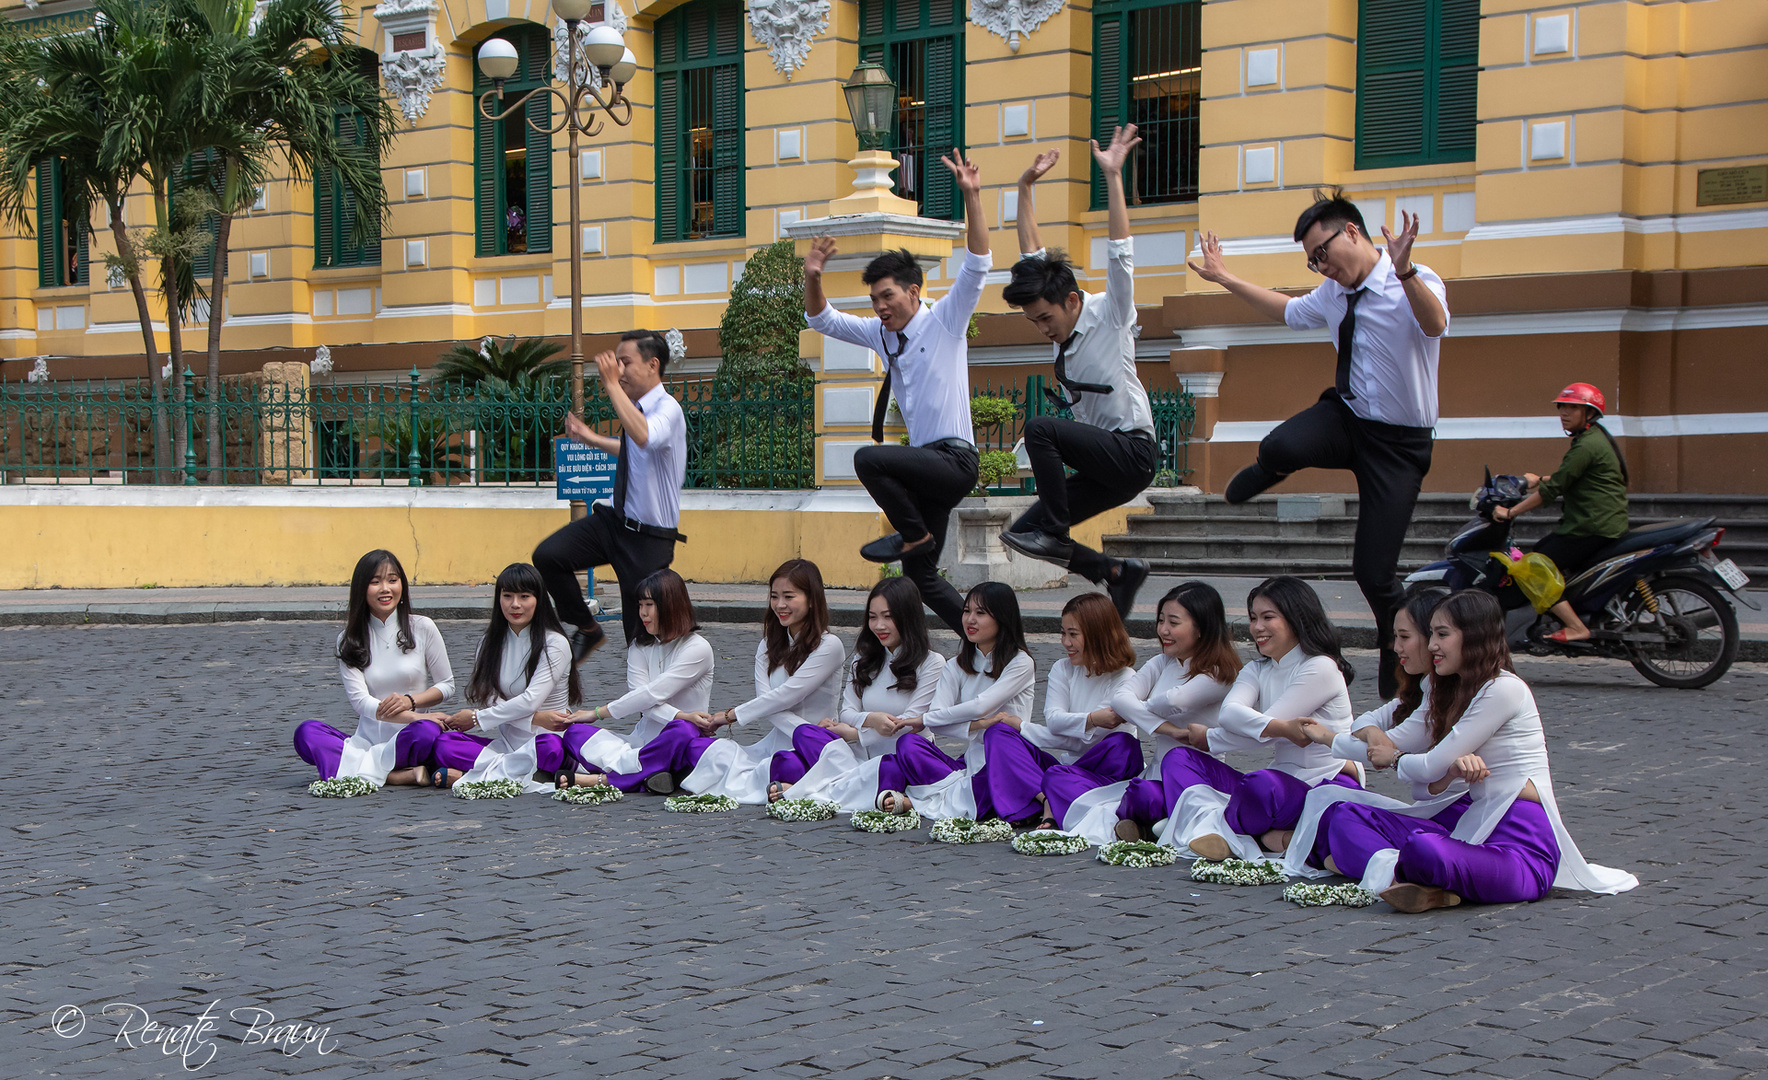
[940, 147, 981, 195]
[1382, 209, 1421, 273]
[1445, 753, 1490, 786]
[1019, 149, 1059, 188]
[592, 349, 620, 387]
[1186, 231, 1231, 285]
[1090, 124, 1141, 173]
[805, 235, 837, 276]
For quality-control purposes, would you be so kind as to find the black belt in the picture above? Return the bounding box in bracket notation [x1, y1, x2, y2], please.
[1121, 429, 1156, 442]
[594, 501, 687, 543]
[923, 437, 978, 454]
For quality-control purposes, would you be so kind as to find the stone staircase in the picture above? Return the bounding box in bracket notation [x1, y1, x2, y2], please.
[1103, 490, 1768, 581]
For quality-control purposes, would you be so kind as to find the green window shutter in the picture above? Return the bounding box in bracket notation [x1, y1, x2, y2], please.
[315, 166, 336, 267]
[861, 0, 884, 37]
[1091, 10, 1126, 211]
[711, 61, 742, 237]
[1357, 0, 1477, 168]
[474, 62, 500, 256]
[522, 27, 552, 254]
[655, 70, 682, 242]
[36, 159, 58, 288]
[183, 151, 219, 281]
[73, 192, 88, 286]
[1433, 0, 1480, 159]
[920, 33, 958, 220]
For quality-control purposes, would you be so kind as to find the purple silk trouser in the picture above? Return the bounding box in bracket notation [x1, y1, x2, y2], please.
[1309, 794, 1472, 874]
[292, 719, 442, 780]
[431, 730, 565, 773]
[874, 731, 963, 801]
[1349, 798, 1561, 903]
[1116, 746, 1360, 833]
[978, 725, 1144, 824]
[594, 718, 714, 791]
[770, 724, 842, 784]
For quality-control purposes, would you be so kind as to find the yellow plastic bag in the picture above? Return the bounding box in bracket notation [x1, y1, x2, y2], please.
[1492, 551, 1565, 613]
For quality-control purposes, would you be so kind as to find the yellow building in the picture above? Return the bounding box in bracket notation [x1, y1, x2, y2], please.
[2, 0, 1765, 588]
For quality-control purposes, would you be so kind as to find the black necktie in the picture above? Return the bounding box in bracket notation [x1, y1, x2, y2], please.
[1335, 289, 1363, 401]
[871, 328, 906, 443]
[612, 399, 644, 516]
[1043, 333, 1113, 410]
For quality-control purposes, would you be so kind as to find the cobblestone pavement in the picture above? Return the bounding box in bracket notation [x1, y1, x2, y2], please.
[4, 621, 1765, 1079]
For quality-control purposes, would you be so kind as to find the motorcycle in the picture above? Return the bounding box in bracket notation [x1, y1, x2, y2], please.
[1403, 470, 1752, 689]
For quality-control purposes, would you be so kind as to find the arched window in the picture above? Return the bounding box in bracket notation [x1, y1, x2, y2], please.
[654, 0, 745, 242]
[474, 24, 553, 256]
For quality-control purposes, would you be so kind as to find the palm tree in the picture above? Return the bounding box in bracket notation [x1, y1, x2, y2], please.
[176, 0, 397, 480]
[429, 336, 570, 394]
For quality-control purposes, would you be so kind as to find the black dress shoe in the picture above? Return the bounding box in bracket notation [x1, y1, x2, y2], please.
[1107, 558, 1150, 621]
[860, 533, 934, 563]
[1225, 461, 1287, 505]
[998, 528, 1075, 567]
[570, 624, 607, 664]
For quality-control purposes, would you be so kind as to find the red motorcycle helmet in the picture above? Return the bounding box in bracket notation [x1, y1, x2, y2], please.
[1553, 382, 1605, 418]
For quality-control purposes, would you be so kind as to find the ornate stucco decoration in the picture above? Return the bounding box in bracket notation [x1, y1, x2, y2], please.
[970, 0, 1062, 52]
[747, 0, 828, 79]
[375, 0, 446, 125]
[554, 1, 629, 89]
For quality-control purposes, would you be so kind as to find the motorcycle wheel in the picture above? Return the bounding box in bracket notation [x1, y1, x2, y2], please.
[1623, 573, 1739, 689]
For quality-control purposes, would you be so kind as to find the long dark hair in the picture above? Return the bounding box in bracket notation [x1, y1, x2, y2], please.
[466, 563, 582, 708]
[1426, 590, 1513, 746]
[1392, 590, 1445, 723]
[852, 576, 931, 695]
[634, 569, 699, 647]
[763, 559, 830, 676]
[337, 549, 415, 671]
[1246, 576, 1354, 683]
[957, 582, 1029, 680]
[1159, 581, 1242, 686]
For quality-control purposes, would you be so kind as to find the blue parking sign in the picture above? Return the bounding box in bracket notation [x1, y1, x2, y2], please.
[555, 437, 616, 502]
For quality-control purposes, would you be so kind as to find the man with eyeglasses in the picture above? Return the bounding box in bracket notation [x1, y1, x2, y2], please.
[1187, 190, 1448, 697]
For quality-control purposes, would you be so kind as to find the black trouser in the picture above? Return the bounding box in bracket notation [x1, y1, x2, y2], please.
[533, 502, 677, 645]
[1254, 390, 1433, 694]
[1530, 531, 1615, 583]
[1008, 416, 1159, 583]
[854, 439, 978, 634]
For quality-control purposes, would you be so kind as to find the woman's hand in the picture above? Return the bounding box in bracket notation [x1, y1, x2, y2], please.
[1298, 719, 1338, 746]
[825, 721, 861, 742]
[1085, 707, 1124, 730]
[444, 709, 477, 733]
[896, 715, 926, 734]
[678, 711, 721, 735]
[1264, 718, 1313, 747]
[1355, 727, 1398, 754]
[530, 710, 572, 732]
[376, 693, 417, 721]
[1445, 754, 1490, 786]
[1186, 723, 1211, 749]
[1368, 743, 1400, 770]
[862, 712, 898, 736]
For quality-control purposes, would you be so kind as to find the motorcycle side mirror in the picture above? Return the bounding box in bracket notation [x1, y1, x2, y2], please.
[1483, 466, 1493, 487]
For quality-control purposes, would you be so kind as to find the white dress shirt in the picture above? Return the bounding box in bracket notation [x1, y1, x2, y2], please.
[1021, 658, 1135, 761]
[805, 249, 991, 447]
[459, 626, 571, 793]
[1023, 239, 1154, 435]
[840, 648, 946, 758]
[1211, 647, 1353, 785]
[1284, 252, 1449, 428]
[921, 650, 1037, 769]
[606, 632, 715, 746]
[602, 381, 687, 529]
[332, 613, 455, 785]
[1111, 653, 1231, 778]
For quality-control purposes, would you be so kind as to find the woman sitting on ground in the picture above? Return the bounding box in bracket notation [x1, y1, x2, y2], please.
[1092, 581, 1241, 841]
[977, 592, 1143, 828]
[1330, 589, 1638, 912]
[668, 559, 846, 804]
[765, 576, 944, 804]
[429, 563, 580, 792]
[552, 569, 715, 793]
[872, 582, 1036, 819]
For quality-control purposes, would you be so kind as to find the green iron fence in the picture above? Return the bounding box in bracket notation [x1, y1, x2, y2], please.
[0, 369, 1188, 491]
[0, 368, 818, 489]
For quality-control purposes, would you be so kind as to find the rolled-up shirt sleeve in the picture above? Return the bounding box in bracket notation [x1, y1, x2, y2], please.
[1105, 237, 1135, 326]
[806, 303, 882, 351]
[932, 249, 993, 338]
[1283, 284, 1331, 331]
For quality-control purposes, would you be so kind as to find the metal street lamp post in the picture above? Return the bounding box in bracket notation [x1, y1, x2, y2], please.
[477, 4, 637, 519]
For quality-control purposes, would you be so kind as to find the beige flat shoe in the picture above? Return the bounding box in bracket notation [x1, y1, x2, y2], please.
[1380, 883, 1463, 913]
[1188, 833, 1233, 862]
[1114, 819, 1143, 844]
